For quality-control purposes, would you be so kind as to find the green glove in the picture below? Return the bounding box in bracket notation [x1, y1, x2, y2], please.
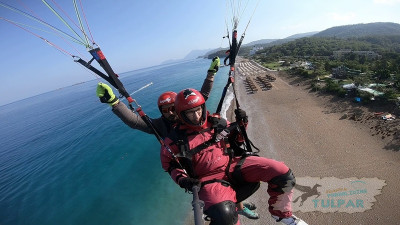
[96, 82, 119, 106]
[208, 56, 220, 73]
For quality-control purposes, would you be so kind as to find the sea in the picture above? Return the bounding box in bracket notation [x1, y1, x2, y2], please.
[0, 59, 233, 225]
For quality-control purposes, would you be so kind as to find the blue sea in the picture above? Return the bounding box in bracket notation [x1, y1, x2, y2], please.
[0, 59, 231, 225]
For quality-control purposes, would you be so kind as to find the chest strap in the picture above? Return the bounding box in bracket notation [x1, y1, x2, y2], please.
[175, 122, 239, 159]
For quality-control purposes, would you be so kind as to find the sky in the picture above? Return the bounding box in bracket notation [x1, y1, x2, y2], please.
[1, 0, 400, 106]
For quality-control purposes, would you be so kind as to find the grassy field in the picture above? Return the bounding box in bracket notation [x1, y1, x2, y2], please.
[262, 62, 281, 70]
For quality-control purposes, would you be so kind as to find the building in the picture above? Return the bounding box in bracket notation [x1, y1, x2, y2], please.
[249, 46, 264, 55]
[332, 65, 361, 79]
[333, 49, 380, 60]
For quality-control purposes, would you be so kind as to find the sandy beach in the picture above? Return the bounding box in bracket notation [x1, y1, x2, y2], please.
[186, 58, 400, 225]
[234, 59, 400, 224]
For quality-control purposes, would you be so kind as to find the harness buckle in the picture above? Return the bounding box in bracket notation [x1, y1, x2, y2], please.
[214, 129, 229, 142]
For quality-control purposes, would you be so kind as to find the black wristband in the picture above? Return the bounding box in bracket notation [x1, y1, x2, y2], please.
[108, 96, 119, 104]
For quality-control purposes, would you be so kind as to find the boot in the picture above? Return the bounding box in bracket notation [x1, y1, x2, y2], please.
[238, 206, 259, 219]
[242, 202, 257, 210]
[271, 214, 308, 225]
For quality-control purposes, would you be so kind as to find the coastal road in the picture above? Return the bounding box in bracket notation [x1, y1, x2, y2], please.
[235, 67, 400, 224]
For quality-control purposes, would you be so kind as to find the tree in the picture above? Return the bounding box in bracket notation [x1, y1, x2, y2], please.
[358, 55, 367, 65]
[382, 89, 398, 103]
[354, 73, 372, 86]
[394, 74, 400, 91]
[373, 60, 391, 81]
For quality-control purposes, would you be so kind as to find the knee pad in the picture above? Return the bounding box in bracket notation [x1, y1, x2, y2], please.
[205, 200, 238, 225]
[269, 169, 296, 193]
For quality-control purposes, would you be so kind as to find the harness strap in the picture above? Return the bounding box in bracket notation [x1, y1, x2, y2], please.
[231, 156, 248, 184]
[175, 122, 239, 159]
[201, 179, 231, 188]
[177, 139, 214, 158]
[225, 151, 259, 186]
[186, 127, 213, 136]
[224, 146, 234, 182]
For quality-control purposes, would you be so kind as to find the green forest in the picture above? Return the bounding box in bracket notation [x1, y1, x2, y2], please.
[250, 35, 400, 105]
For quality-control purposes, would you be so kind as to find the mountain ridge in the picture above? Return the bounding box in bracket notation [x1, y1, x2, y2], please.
[313, 22, 400, 38]
[179, 22, 400, 60]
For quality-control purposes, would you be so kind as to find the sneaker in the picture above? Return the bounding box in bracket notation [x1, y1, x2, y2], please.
[242, 202, 257, 210]
[271, 214, 308, 225]
[238, 207, 259, 220]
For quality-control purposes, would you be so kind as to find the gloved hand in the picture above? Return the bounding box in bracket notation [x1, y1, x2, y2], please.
[210, 116, 227, 133]
[208, 56, 220, 73]
[234, 108, 248, 123]
[178, 177, 200, 191]
[96, 82, 119, 106]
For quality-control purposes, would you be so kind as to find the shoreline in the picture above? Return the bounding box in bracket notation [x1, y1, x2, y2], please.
[184, 58, 399, 224]
[233, 58, 400, 224]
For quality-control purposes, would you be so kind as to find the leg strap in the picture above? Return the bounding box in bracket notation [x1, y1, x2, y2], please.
[230, 156, 261, 203]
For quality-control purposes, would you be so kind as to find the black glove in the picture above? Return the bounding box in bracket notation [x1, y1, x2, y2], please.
[210, 116, 227, 133]
[178, 177, 200, 191]
[234, 108, 248, 123]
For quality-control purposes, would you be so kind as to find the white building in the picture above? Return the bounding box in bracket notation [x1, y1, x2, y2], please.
[250, 46, 264, 55]
[333, 49, 380, 59]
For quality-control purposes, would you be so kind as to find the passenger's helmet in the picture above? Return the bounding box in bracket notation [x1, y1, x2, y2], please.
[175, 88, 207, 129]
[157, 91, 177, 112]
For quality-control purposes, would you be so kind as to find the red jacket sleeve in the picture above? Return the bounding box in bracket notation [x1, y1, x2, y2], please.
[160, 138, 187, 184]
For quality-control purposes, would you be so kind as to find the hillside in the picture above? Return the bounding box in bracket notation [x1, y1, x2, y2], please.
[251, 22, 400, 109]
[242, 39, 278, 47]
[285, 31, 319, 39]
[254, 22, 400, 59]
[314, 22, 400, 38]
[256, 35, 400, 58]
[205, 31, 318, 58]
[205, 22, 400, 59]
